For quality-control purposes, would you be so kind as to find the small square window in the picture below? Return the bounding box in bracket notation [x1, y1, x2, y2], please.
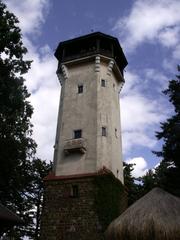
[78, 85, 83, 94]
[101, 79, 106, 87]
[74, 129, 82, 139]
[102, 127, 107, 137]
[70, 185, 79, 198]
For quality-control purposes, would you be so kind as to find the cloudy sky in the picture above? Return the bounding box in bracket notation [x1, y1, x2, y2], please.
[4, 0, 180, 177]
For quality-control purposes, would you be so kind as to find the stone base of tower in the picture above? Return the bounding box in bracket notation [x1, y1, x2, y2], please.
[40, 169, 127, 240]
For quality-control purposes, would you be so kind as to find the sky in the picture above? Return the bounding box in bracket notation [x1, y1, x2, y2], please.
[4, 0, 180, 178]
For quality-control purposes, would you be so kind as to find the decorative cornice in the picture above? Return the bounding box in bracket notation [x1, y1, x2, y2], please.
[95, 56, 100, 72]
[61, 64, 69, 80]
[118, 80, 125, 93]
[107, 59, 114, 76]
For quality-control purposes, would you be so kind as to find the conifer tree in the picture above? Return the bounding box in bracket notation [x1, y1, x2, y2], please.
[153, 66, 180, 197]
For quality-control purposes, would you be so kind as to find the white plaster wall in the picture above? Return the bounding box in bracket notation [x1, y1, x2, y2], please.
[96, 61, 124, 183]
[54, 56, 124, 183]
[55, 61, 98, 175]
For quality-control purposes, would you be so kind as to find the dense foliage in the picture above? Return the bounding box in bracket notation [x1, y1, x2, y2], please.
[124, 68, 180, 203]
[123, 162, 140, 205]
[26, 159, 52, 239]
[94, 172, 126, 232]
[0, 1, 51, 238]
[0, 0, 35, 211]
[153, 66, 180, 197]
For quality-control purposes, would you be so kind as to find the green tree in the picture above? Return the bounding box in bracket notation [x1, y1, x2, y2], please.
[0, 0, 35, 237]
[0, 2, 52, 238]
[153, 66, 180, 197]
[123, 162, 140, 205]
[28, 159, 52, 239]
[138, 169, 156, 197]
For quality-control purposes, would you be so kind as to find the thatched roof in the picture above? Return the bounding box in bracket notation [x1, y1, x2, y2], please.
[106, 188, 180, 240]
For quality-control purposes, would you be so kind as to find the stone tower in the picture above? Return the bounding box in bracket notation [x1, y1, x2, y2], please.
[40, 32, 128, 240]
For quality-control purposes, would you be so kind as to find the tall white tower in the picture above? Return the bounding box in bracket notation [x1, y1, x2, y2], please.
[53, 32, 127, 183]
[40, 32, 128, 240]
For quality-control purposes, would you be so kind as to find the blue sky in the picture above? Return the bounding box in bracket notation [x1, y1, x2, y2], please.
[4, 0, 180, 177]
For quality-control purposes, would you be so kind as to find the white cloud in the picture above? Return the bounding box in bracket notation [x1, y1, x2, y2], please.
[121, 70, 140, 95]
[23, 38, 57, 92]
[126, 157, 148, 178]
[143, 68, 169, 90]
[158, 26, 180, 47]
[113, 0, 180, 51]
[121, 93, 163, 132]
[121, 93, 163, 153]
[4, 0, 59, 161]
[172, 44, 180, 60]
[22, 39, 59, 161]
[30, 85, 60, 161]
[5, 0, 49, 35]
[120, 69, 168, 153]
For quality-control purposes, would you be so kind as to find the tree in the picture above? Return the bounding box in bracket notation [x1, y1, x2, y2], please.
[123, 162, 140, 205]
[137, 169, 156, 197]
[0, 2, 53, 238]
[153, 66, 180, 197]
[0, 1, 36, 238]
[27, 159, 52, 239]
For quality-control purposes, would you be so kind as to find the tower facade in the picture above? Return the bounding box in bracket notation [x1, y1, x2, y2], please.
[40, 32, 128, 240]
[53, 32, 127, 183]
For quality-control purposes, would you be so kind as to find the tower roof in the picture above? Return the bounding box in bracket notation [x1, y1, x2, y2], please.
[55, 32, 128, 74]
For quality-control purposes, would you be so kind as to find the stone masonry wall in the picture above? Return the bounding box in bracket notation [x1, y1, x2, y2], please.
[40, 176, 104, 240]
[40, 173, 127, 240]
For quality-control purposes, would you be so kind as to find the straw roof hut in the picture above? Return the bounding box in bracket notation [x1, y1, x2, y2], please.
[106, 188, 180, 240]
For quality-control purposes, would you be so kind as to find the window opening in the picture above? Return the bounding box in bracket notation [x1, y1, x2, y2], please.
[70, 185, 79, 198]
[117, 169, 119, 178]
[102, 127, 107, 137]
[113, 83, 116, 90]
[74, 129, 82, 139]
[115, 128, 118, 138]
[101, 79, 106, 87]
[78, 85, 83, 94]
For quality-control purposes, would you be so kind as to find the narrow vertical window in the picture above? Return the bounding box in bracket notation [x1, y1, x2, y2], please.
[70, 185, 79, 198]
[113, 83, 116, 91]
[102, 127, 107, 137]
[78, 85, 83, 94]
[74, 129, 82, 139]
[115, 128, 118, 138]
[101, 79, 106, 87]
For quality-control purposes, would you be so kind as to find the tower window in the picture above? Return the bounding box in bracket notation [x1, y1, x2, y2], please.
[115, 128, 118, 138]
[101, 79, 106, 87]
[70, 185, 79, 198]
[117, 169, 119, 178]
[74, 129, 82, 139]
[78, 85, 83, 94]
[102, 127, 107, 137]
[113, 83, 116, 90]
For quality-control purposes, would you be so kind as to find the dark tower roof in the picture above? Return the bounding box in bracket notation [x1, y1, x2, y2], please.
[55, 32, 128, 75]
